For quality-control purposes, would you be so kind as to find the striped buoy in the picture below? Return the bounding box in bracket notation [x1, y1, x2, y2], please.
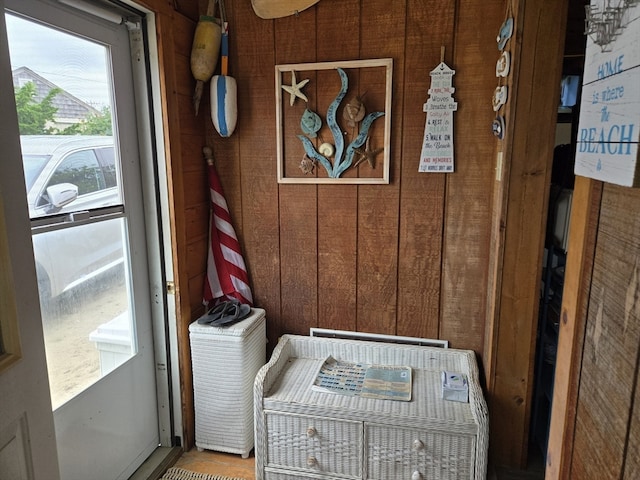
[210, 74, 237, 137]
[209, 12, 237, 138]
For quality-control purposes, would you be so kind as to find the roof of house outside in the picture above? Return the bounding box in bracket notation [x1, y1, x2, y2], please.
[12, 66, 101, 124]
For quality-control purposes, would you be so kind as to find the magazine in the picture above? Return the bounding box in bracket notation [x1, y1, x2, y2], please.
[311, 356, 412, 401]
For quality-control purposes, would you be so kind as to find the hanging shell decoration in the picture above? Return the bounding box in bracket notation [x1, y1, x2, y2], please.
[299, 155, 316, 174]
[343, 93, 366, 128]
[300, 108, 322, 138]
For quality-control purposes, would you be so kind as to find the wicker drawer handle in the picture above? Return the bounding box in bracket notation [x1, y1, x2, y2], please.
[412, 439, 425, 451]
[411, 470, 424, 480]
[307, 455, 318, 467]
[306, 426, 317, 437]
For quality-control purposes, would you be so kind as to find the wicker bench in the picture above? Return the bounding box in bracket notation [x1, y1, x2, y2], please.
[254, 334, 488, 480]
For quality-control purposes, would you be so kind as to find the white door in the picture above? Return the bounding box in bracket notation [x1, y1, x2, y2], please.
[0, 7, 59, 479]
[2, 0, 169, 478]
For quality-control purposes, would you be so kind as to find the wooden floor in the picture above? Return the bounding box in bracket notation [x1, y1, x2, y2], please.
[173, 449, 255, 479]
[171, 446, 545, 480]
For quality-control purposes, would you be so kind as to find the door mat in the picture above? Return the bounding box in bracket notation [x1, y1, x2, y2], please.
[160, 467, 247, 480]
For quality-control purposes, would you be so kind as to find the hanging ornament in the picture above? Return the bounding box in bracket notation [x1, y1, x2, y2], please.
[190, 0, 221, 116]
[210, 0, 238, 137]
[492, 115, 506, 139]
[492, 86, 508, 112]
[496, 51, 510, 77]
[418, 47, 458, 173]
[497, 17, 514, 51]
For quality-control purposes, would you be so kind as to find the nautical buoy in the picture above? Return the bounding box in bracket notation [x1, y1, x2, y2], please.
[210, 74, 237, 137]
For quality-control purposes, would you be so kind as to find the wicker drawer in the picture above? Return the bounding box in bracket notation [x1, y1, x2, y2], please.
[366, 424, 475, 480]
[264, 470, 343, 480]
[265, 412, 363, 477]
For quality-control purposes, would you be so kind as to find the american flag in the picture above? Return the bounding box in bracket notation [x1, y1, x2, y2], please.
[203, 155, 253, 307]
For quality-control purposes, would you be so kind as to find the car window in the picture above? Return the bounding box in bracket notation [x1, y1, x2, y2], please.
[96, 147, 117, 189]
[49, 149, 105, 195]
[36, 149, 106, 208]
[22, 154, 50, 191]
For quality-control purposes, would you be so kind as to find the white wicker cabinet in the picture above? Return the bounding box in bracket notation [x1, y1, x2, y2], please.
[189, 308, 266, 458]
[254, 335, 488, 480]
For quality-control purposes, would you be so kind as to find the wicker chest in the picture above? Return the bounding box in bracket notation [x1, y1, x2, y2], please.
[254, 335, 488, 480]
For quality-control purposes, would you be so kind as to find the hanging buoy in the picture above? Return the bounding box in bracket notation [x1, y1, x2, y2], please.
[190, 0, 221, 116]
[210, 1, 238, 138]
[210, 74, 237, 137]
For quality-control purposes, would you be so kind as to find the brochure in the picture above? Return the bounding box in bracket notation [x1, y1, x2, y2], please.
[311, 356, 412, 401]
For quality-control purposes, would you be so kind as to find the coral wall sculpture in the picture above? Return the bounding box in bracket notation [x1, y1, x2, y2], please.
[275, 59, 393, 184]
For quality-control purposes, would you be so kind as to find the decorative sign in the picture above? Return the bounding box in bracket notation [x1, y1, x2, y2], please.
[275, 58, 393, 184]
[575, 1, 640, 187]
[419, 60, 457, 173]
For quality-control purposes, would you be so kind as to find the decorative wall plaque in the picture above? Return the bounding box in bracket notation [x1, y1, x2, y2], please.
[418, 56, 458, 173]
[575, 0, 640, 187]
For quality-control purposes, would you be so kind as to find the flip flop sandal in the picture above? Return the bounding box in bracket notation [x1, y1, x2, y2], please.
[197, 301, 235, 324]
[210, 303, 251, 327]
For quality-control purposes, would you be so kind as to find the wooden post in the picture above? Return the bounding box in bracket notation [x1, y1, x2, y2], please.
[546, 175, 602, 479]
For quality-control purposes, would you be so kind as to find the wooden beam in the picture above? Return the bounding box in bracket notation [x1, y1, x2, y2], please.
[545, 175, 602, 479]
[487, 0, 570, 467]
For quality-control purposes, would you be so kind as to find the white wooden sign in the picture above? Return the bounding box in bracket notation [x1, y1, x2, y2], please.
[419, 61, 457, 173]
[575, 0, 640, 187]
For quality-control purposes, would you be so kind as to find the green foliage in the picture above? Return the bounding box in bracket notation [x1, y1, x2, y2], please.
[14, 81, 112, 136]
[63, 106, 113, 136]
[14, 82, 61, 134]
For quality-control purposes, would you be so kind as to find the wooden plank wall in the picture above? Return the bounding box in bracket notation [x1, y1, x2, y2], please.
[140, 0, 561, 467]
[198, 0, 507, 453]
[203, 0, 503, 357]
[567, 184, 640, 479]
[487, 0, 569, 467]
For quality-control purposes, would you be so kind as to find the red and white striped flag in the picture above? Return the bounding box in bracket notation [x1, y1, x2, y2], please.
[203, 157, 253, 307]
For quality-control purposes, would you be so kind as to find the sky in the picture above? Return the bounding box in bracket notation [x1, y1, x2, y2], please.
[5, 12, 111, 108]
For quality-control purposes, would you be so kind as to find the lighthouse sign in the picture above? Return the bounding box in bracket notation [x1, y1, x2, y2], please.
[575, 0, 640, 187]
[419, 61, 457, 173]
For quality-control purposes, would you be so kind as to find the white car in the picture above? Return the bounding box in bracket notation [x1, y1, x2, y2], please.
[21, 135, 124, 299]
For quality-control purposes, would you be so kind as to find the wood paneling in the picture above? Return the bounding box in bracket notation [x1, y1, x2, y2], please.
[316, 0, 360, 332]
[149, 0, 565, 466]
[546, 176, 601, 479]
[487, 0, 570, 467]
[569, 184, 640, 478]
[396, 0, 453, 340]
[440, 0, 501, 353]
[355, 0, 404, 335]
[230, 0, 281, 351]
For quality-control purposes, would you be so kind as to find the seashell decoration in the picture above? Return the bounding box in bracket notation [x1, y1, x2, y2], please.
[300, 108, 322, 138]
[319, 142, 335, 157]
[343, 93, 366, 128]
[299, 155, 316, 174]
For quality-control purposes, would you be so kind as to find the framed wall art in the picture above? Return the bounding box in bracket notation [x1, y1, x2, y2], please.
[275, 58, 393, 184]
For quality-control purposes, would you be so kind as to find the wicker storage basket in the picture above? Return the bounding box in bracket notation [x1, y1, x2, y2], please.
[189, 307, 266, 458]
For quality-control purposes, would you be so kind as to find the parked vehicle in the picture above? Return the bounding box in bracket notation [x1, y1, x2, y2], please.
[20, 135, 124, 299]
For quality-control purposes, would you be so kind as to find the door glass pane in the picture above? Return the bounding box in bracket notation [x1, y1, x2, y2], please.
[5, 12, 135, 410]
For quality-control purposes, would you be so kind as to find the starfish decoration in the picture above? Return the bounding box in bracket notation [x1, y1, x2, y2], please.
[353, 137, 384, 169]
[281, 70, 309, 106]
